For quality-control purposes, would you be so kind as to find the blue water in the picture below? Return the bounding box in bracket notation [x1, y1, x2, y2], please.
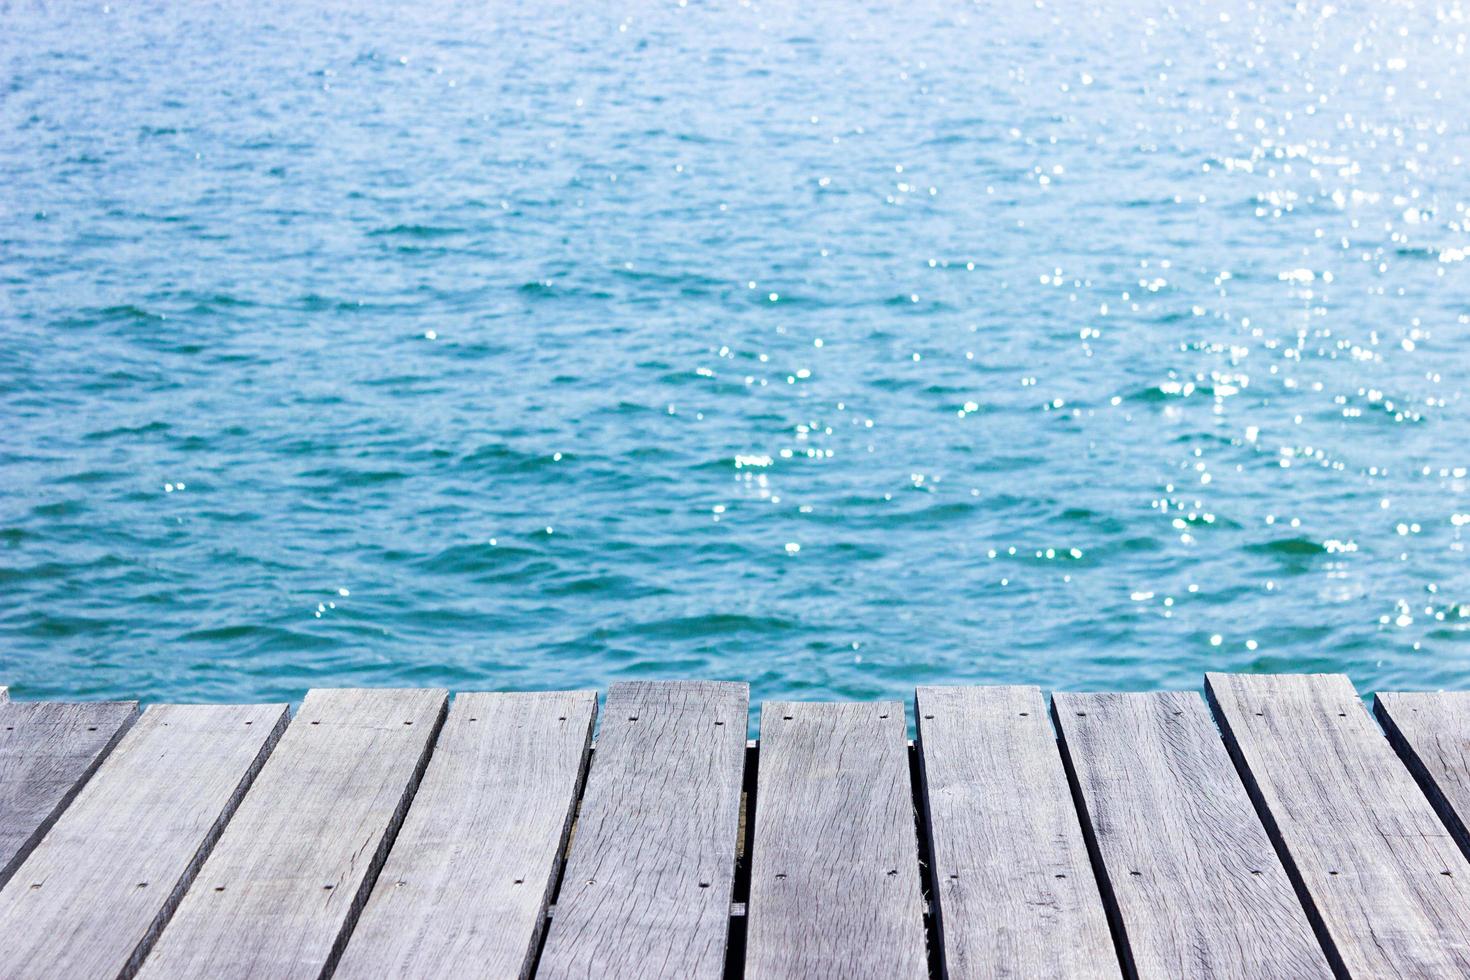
[2, 0, 1468, 709]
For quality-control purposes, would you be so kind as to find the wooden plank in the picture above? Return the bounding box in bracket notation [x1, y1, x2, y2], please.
[536, 681, 747, 980]
[916, 686, 1114, 979]
[0, 699, 138, 888]
[745, 700, 926, 980]
[334, 690, 597, 980]
[0, 703, 288, 979]
[1206, 672, 1470, 975]
[1376, 692, 1470, 858]
[134, 688, 448, 980]
[1054, 690, 1330, 978]
[0, 687, 8, 701]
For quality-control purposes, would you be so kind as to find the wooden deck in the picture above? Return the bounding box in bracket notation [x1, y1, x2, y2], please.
[4, 674, 1470, 977]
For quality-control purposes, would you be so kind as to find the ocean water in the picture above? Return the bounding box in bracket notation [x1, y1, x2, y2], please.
[2, 0, 1468, 712]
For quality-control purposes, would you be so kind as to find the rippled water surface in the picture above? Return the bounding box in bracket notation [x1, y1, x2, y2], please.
[3, 0, 1469, 709]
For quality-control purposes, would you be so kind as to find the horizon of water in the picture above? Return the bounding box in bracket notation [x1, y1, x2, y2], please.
[2, 0, 1468, 713]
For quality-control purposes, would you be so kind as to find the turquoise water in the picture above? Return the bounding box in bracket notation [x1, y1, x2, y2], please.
[2, 0, 1468, 708]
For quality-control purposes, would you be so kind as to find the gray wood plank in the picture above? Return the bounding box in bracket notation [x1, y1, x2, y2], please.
[1054, 690, 1330, 979]
[746, 700, 927, 980]
[135, 688, 448, 980]
[0, 687, 7, 701]
[916, 686, 1115, 979]
[0, 699, 138, 888]
[334, 690, 597, 980]
[1206, 672, 1470, 976]
[536, 680, 747, 980]
[1376, 692, 1470, 859]
[0, 702, 289, 979]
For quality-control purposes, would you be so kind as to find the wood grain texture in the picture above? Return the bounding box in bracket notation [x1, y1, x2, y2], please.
[1054, 690, 1330, 979]
[916, 686, 1115, 979]
[0, 703, 289, 979]
[335, 690, 597, 980]
[1376, 692, 1470, 860]
[746, 700, 927, 980]
[0, 687, 7, 701]
[537, 680, 747, 980]
[0, 699, 138, 888]
[1206, 672, 1470, 976]
[135, 688, 448, 980]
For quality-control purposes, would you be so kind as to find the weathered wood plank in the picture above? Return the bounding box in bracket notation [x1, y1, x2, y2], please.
[0, 687, 8, 701]
[135, 688, 448, 980]
[0, 703, 288, 979]
[916, 686, 1114, 979]
[536, 681, 747, 980]
[0, 699, 138, 888]
[1054, 690, 1330, 978]
[335, 690, 597, 980]
[1206, 672, 1470, 975]
[746, 700, 926, 980]
[1376, 692, 1470, 859]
